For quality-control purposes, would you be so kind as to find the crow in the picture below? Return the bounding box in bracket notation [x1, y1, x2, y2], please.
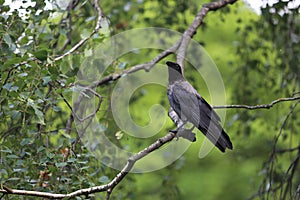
[166, 61, 233, 152]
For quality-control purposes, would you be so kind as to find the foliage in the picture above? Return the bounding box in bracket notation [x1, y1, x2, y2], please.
[0, 1, 115, 199]
[231, 1, 300, 199]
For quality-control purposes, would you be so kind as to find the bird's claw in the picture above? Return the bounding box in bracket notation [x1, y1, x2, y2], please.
[169, 129, 180, 141]
[169, 129, 196, 142]
[187, 125, 195, 131]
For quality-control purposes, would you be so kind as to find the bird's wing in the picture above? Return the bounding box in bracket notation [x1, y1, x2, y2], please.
[170, 82, 232, 151]
[194, 91, 221, 122]
[170, 82, 218, 124]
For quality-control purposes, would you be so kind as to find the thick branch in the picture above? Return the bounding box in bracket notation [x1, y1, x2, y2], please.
[94, 0, 238, 87]
[92, 42, 180, 87]
[1, 132, 176, 199]
[177, 0, 238, 66]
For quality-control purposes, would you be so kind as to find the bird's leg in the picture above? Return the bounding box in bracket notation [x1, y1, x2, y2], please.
[169, 122, 196, 142]
[177, 120, 188, 130]
[187, 125, 195, 131]
[167, 109, 195, 141]
[170, 120, 187, 133]
[169, 120, 187, 140]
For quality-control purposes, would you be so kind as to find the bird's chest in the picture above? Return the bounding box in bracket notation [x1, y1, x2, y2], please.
[167, 83, 182, 111]
[167, 85, 175, 103]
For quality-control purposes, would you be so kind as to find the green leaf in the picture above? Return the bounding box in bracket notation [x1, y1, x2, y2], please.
[3, 33, 12, 46]
[1, 146, 12, 153]
[37, 146, 46, 153]
[17, 72, 28, 77]
[67, 158, 76, 163]
[32, 49, 48, 61]
[13, 167, 28, 173]
[3, 33, 15, 51]
[59, 129, 71, 138]
[52, 105, 62, 112]
[6, 154, 19, 159]
[7, 177, 20, 181]
[55, 162, 67, 168]
[20, 138, 33, 146]
[98, 176, 110, 183]
[0, 169, 8, 175]
[19, 92, 30, 100]
[34, 108, 45, 125]
[47, 152, 55, 159]
[60, 60, 71, 74]
[42, 76, 51, 85]
[9, 110, 21, 120]
[3, 57, 24, 69]
[16, 159, 25, 165]
[79, 166, 89, 170]
[3, 83, 19, 92]
[27, 98, 45, 125]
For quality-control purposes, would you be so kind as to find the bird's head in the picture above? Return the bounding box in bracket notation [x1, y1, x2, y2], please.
[166, 61, 184, 83]
[166, 61, 183, 75]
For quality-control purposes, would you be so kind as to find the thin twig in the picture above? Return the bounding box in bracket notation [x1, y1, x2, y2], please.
[54, 0, 103, 62]
[281, 147, 300, 199]
[275, 145, 300, 154]
[0, 58, 37, 93]
[213, 96, 300, 109]
[248, 101, 300, 200]
[60, 87, 103, 125]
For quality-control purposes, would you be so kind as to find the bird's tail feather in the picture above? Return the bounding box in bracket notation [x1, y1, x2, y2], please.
[197, 124, 233, 152]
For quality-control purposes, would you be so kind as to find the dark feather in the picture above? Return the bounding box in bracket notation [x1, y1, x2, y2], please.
[167, 62, 233, 152]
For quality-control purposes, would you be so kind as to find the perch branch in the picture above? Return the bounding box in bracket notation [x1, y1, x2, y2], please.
[1, 132, 176, 199]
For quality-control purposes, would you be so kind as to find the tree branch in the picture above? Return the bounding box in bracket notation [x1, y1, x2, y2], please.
[248, 101, 300, 200]
[212, 96, 300, 109]
[177, 0, 238, 66]
[92, 42, 180, 87]
[1, 132, 176, 199]
[53, 0, 103, 62]
[1, 0, 239, 199]
[93, 0, 238, 87]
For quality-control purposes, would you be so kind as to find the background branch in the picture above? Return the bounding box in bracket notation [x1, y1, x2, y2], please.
[213, 96, 300, 109]
[53, 0, 103, 62]
[248, 101, 300, 200]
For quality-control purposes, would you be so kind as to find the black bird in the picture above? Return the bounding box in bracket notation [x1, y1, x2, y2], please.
[166, 61, 233, 152]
